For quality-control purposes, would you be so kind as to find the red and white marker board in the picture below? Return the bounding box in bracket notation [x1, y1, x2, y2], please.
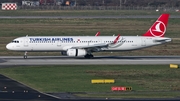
[2, 3, 17, 10]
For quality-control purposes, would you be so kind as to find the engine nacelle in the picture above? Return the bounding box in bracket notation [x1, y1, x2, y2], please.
[67, 49, 87, 56]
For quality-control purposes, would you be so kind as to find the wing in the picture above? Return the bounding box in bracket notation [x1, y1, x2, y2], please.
[71, 34, 120, 52]
[72, 43, 108, 49]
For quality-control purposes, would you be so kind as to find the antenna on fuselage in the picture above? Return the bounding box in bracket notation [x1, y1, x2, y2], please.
[26, 35, 28, 37]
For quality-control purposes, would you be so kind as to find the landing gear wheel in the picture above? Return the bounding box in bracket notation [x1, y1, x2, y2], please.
[24, 55, 27, 59]
[84, 54, 94, 59]
[89, 54, 94, 59]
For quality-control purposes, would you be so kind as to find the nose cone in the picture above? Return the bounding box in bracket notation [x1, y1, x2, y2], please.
[6, 43, 13, 50]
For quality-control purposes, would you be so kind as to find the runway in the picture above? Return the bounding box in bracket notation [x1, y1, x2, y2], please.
[0, 56, 180, 66]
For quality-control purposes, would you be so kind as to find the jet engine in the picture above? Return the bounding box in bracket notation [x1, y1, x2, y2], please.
[67, 49, 87, 56]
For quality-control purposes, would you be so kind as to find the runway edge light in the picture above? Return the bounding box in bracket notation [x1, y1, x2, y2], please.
[170, 64, 179, 69]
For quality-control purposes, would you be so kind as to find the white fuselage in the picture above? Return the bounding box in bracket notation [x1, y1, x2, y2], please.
[6, 36, 171, 52]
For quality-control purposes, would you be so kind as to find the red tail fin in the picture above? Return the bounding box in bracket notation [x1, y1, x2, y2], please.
[142, 13, 169, 37]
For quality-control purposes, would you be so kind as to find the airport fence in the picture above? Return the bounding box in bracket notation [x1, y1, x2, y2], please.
[18, 6, 179, 11]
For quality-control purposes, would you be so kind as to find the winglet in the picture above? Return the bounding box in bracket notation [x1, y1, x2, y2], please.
[142, 13, 169, 37]
[113, 34, 120, 44]
[95, 31, 100, 36]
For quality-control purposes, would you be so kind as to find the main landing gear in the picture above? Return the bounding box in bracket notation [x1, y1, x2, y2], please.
[84, 54, 94, 59]
[24, 51, 27, 59]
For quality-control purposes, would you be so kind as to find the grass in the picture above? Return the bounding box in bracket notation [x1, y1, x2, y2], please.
[0, 18, 179, 37]
[0, 65, 180, 98]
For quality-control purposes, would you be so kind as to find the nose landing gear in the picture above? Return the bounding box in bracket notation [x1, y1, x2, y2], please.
[24, 51, 27, 59]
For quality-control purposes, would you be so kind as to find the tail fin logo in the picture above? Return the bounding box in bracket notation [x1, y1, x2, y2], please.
[150, 21, 166, 37]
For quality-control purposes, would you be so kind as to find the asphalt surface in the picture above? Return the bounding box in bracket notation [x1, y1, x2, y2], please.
[0, 56, 180, 65]
[0, 74, 61, 101]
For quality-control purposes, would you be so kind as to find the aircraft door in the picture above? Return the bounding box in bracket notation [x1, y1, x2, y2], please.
[141, 38, 146, 46]
[88, 40, 92, 46]
[24, 36, 28, 47]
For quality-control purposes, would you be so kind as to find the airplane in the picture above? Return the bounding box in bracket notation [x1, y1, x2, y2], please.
[6, 13, 171, 59]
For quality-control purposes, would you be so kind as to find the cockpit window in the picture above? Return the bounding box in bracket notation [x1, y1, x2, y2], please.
[11, 40, 19, 43]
